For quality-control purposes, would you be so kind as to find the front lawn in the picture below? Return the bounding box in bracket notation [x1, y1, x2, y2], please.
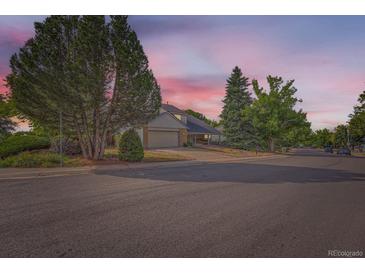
[195, 145, 273, 157]
[144, 150, 193, 162]
[104, 148, 192, 162]
[0, 148, 192, 168]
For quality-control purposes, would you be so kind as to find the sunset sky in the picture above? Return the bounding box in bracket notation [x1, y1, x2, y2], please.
[1, 16, 364, 130]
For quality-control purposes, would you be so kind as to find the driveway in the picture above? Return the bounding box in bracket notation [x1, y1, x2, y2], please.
[1, 149, 365, 257]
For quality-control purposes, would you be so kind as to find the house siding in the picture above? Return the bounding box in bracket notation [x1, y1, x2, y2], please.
[179, 128, 188, 146]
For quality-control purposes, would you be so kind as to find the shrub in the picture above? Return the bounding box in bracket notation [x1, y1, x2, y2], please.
[50, 136, 82, 155]
[182, 141, 193, 147]
[0, 151, 65, 168]
[118, 129, 144, 162]
[0, 134, 50, 159]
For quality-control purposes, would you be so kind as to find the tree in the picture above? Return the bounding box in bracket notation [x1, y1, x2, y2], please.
[118, 129, 144, 162]
[0, 94, 15, 141]
[245, 76, 310, 152]
[311, 128, 334, 148]
[334, 124, 349, 148]
[281, 122, 312, 148]
[185, 109, 219, 127]
[348, 90, 365, 148]
[7, 16, 161, 160]
[220, 66, 254, 148]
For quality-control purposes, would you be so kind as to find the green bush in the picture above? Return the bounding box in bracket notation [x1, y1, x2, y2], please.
[0, 134, 50, 159]
[0, 151, 65, 168]
[118, 129, 144, 162]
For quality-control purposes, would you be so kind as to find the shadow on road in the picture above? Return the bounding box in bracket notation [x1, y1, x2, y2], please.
[288, 149, 364, 159]
[96, 162, 365, 184]
[288, 153, 359, 159]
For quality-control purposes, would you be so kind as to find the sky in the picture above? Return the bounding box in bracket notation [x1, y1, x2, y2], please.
[1, 16, 364, 130]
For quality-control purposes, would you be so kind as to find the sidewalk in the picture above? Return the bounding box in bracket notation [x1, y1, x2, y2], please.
[0, 154, 286, 180]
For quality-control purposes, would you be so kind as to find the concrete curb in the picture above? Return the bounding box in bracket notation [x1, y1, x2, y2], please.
[0, 154, 287, 180]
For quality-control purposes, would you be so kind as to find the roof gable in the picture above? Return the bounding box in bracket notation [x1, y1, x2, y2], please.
[161, 103, 221, 135]
[148, 111, 187, 129]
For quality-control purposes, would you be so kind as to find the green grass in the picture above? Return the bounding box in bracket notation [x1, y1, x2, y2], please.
[104, 148, 191, 162]
[195, 145, 273, 157]
[143, 150, 192, 162]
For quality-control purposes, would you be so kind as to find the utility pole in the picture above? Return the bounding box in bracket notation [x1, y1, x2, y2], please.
[59, 110, 63, 167]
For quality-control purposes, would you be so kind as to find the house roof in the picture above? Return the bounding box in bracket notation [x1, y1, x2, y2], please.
[148, 111, 188, 129]
[161, 104, 186, 115]
[161, 103, 221, 135]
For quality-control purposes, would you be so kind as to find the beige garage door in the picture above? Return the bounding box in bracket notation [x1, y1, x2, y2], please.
[148, 130, 179, 148]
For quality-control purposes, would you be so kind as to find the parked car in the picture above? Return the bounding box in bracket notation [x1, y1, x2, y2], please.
[337, 147, 351, 156]
[324, 146, 333, 153]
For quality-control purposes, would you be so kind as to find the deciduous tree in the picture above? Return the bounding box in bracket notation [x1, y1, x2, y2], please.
[311, 128, 334, 148]
[245, 76, 310, 152]
[334, 124, 349, 148]
[348, 90, 365, 148]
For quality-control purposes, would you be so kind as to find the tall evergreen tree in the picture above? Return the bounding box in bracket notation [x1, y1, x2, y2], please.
[220, 66, 254, 148]
[6, 16, 161, 160]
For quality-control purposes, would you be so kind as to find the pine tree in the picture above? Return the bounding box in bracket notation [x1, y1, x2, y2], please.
[7, 16, 161, 160]
[220, 66, 254, 148]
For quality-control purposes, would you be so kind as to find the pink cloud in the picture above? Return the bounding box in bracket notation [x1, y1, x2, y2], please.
[157, 76, 224, 119]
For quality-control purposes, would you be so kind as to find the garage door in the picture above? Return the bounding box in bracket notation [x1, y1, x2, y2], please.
[148, 130, 179, 148]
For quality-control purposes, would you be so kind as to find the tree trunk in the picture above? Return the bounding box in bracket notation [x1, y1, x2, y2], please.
[73, 118, 88, 159]
[93, 108, 101, 160]
[268, 137, 275, 152]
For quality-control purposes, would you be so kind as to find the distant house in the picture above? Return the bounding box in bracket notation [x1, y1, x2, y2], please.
[120, 103, 221, 148]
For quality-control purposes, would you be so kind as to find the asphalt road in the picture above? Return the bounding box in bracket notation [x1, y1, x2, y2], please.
[1, 149, 365, 257]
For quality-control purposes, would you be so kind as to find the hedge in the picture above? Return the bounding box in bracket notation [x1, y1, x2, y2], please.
[0, 134, 51, 159]
[0, 151, 64, 168]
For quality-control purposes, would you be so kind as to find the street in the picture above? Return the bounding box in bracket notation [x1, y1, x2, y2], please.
[1, 149, 365, 257]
